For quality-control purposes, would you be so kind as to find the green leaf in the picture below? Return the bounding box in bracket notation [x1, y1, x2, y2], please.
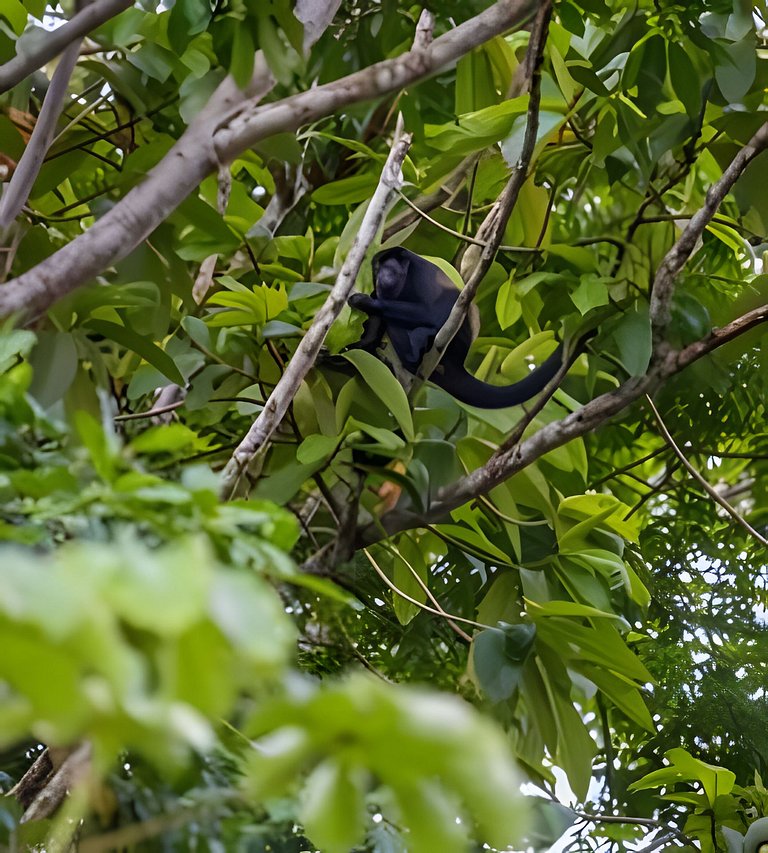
[74, 410, 116, 483]
[455, 47, 497, 115]
[0, 327, 36, 374]
[86, 320, 184, 385]
[341, 349, 413, 440]
[0, 0, 26, 34]
[577, 663, 654, 730]
[472, 625, 534, 702]
[312, 174, 379, 205]
[301, 760, 367, 853]
[425, 97, 528, 155]
[296, 433, 338, 464]
[495, 277, 522, 330]
[527, 600, 621, 620]
[611, 306, 651, 376]
[230, 25, 256, 89]
[630, 748, 735, 806]
[168, 0, 212, 53]
[668, 42, 701, 118]
[571, 275, 611, 315]
[715, 37, 756, 102]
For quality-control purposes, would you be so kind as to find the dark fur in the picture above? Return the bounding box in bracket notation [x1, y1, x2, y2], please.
[348, 247, 566, 409]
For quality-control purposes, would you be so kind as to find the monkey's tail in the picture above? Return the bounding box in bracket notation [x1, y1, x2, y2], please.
[429, 344, 565, 409]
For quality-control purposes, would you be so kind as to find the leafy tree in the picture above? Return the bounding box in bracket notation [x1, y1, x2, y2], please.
[0, 0, 767, 850]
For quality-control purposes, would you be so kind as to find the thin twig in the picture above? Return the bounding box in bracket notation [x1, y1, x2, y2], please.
[363, 548, 489, 632]
[114, 400, 185, 422]
[395, 189, 540, 251]
[645, 395, 768, 548]
[590, 445, 669, 488]
[382, 540, 472, 642]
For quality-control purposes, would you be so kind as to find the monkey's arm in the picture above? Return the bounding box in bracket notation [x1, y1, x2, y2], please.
[349, 293, 441, 328]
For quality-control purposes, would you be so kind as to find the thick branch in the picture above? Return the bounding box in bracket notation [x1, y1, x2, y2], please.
[0, 39, 81, 229]
[409, 0, 552, 400]
[649, 121, 768, 344]
[0, 0, 535, 321]
[362, 302, 768, 541]
[0, 60, 275, 319]
[213, 0, 534, 163]
[0, 0, 133, 95]
[218, 119, 412, 500]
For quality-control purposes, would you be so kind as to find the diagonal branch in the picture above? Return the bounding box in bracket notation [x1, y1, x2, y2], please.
[408, 0, 553, 401]
[359, 301, 768, 542]
[0, 59, 276, 319]
[648, 121, 768, 346]
[0, 0, 536, 322]
[218, 117, 413, 500]
[427, 302, 768, 518]
[0, 0, 133, 95]
[0, 38, 81, 229]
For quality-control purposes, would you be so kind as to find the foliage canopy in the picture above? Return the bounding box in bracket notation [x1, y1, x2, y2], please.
[0, 0, 767, 850]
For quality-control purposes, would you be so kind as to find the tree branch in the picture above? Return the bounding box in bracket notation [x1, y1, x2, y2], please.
[0, 38, 81, 229]
[0, 0, 536, 321]
[218, 117, 412, 500]
[361, 302, 768, 541]
[0, 58, 275, 319]
[0, 0, 133, 95]
[648, 121, 768, 346]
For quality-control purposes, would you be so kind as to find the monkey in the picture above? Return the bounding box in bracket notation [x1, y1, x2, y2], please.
[347, 247, 576, 409]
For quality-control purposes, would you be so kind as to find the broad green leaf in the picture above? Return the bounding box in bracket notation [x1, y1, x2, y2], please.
[495, 277, 522, 330]
[455, 48, 497, 115]
[342, 349, 413, 440]
[630, 748, 736, 806]
[425, 97, 528, 154]
[301, 760, 367, 853]
[571, 275, 611, 315]
[230, 25, 255, 89]
[536, 618, 651, 682]
[0, 0, 26, 33]
[0, 327, 36, 374]
[526, 600, 621, 620]
[74, 410, 116, 483]
[168, 0, 211, 53]
[611, 307, 651, 376]
[435, 523, 513, 565]
[577, 663, 654, 730]
[312, 174, 379, 205]
[471, 625, 533, 702]
[86, 320, 184, 385]
[296, 433, 338, 464]
[558, 494, 640, 542]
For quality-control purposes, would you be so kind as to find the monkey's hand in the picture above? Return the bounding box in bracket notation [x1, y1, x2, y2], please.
[348, 292, 375, 313]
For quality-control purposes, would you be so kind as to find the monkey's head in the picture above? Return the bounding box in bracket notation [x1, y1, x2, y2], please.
[373, 249, 410, 299]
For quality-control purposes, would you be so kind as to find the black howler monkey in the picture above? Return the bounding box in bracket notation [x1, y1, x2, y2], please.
[348, 247, 571, 409]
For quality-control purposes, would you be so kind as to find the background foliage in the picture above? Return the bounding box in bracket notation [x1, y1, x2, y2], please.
[1, 0, 767, 850]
